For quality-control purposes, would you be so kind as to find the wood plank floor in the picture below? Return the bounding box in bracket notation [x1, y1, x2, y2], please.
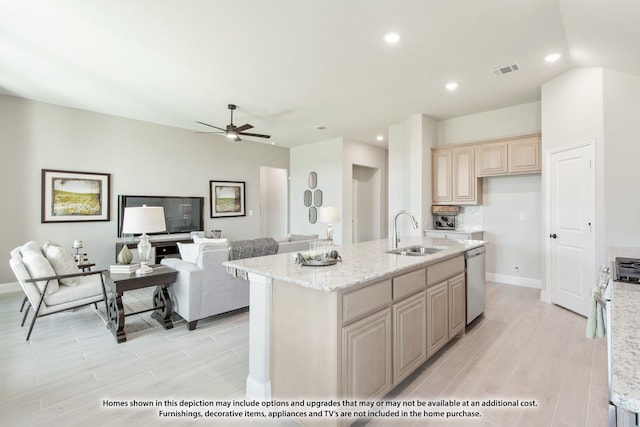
[0, 282, 607, 426]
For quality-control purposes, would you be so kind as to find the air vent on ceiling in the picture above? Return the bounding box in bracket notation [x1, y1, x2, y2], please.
[493, 63, 520, 75]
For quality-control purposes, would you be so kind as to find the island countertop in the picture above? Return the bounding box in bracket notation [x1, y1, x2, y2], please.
[223, 236, 485, 293]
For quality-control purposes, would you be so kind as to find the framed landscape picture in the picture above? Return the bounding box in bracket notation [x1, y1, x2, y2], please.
[41, 169, 110, 223]
[210, 180, 245, 218]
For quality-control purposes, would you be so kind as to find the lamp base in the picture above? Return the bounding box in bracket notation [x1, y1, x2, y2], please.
[135, 263, 154, 276]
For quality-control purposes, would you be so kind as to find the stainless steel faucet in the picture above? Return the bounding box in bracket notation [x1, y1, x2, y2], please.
[392, 210, 419, 249]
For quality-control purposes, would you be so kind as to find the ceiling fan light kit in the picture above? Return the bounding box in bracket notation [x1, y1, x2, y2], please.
[196, 104, 271, 142]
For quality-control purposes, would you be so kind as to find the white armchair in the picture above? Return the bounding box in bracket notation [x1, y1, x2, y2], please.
[9, 241, 107, 341]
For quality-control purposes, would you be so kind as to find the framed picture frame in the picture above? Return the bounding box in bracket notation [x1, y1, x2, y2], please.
[210, 180, 246, 218]
[41, 169, 111, 223]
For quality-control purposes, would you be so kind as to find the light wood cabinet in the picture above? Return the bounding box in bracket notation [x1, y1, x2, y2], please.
[508, 135, 541, 174]
[426, 255, 466, 357]
[393, 291, 427, 383]
[432, 147, 482, 205]
[476, 134, 541, 176]
[426, 281, 449, 356]
[477, 142, 508, 176]
[448, 273, 466, 338]
[342, 308, 393, 400]
[432, 149, 452, 203]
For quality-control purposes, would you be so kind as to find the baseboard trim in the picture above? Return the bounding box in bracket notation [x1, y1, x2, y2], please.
[0, 282, 20, 294]
[486, 273, 542, 289]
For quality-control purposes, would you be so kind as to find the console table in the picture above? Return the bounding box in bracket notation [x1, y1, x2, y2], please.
[115, 238, 192, 264]
[103, 265, 178, 343]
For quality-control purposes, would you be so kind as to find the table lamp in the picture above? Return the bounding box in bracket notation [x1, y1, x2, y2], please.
[121, 205, 166, 275]
[318, 206, 340, 241]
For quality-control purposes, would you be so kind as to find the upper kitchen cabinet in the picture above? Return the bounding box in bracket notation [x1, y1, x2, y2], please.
[508, 134, 541, 174]
[432, 146, 482, 205]
[477, 134, 541, 176]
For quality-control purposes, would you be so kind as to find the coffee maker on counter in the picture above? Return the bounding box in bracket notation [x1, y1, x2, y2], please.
[432, 205, 460, 230]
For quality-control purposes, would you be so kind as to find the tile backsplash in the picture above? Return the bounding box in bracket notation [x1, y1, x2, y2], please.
[457, 206, 483, 230]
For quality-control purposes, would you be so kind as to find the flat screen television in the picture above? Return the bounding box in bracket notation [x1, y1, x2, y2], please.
[117, 195, 204, 237]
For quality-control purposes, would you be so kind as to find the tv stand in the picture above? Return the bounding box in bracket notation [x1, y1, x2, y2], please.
[115, 237, 192, 264]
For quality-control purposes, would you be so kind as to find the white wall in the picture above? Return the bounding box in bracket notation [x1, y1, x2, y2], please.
[437, 101, 542, 287]
[438, 101, 541, 146]
[343, 139, 388, 244]
[388, 114, 437, 239]
[602, 69, 640, 249]
[0, 94, 289, 284]
[290, 138, 344, 242]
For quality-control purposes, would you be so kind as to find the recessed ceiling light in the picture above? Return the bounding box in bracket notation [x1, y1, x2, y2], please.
[544, 53, 562, 63]
[315, 125, 327, 130]
[445, 82, 459, 91]
[376, 135, 384, 141]
[383, 32, 401, 44]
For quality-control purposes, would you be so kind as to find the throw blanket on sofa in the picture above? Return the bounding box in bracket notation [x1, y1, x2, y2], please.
[226, 238, 280, 280]
[228, 238, 279, 261]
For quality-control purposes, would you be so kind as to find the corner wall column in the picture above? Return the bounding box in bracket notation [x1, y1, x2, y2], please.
[246, 272, 272, 400]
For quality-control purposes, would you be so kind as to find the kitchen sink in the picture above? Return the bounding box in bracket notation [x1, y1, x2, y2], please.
[386, 245, 444, 256]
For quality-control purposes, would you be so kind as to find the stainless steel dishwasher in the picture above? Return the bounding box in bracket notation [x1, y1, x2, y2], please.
[465, 246, 486, 324]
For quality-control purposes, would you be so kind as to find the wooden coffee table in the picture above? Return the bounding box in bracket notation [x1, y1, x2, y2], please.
[103, 265, 178, 343]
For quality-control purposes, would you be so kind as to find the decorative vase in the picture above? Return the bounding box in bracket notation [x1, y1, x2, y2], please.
[117, 245, 133, 265]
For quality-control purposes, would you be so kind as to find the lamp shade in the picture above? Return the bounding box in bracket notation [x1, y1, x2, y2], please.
[318, 206, 340, 223]
[121, 205, 166, 234]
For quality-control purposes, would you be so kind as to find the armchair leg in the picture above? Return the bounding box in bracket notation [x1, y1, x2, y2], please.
[19, 296, 27, 312]
[25, 311, 38, 341]
[21, 304, 30, 326]
[26, 286, 48, 341]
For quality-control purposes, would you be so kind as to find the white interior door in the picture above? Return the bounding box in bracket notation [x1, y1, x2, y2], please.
[548, 141, 595, 317]
[352, 165, 380, 243]
[259, 167, 288, 238]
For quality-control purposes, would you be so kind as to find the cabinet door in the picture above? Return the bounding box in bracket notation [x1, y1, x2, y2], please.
[393, 291, 427, 383]
[426, 281, 449, 357]
[508, 135, 541, 174]
[342, 308, 392, 399]
[432, 149, 452, 203]
[448, 273, 466, 338]
[477, 142, 508, 176]
[452, 147, 480, 204]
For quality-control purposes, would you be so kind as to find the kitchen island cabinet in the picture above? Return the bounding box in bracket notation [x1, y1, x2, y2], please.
[224, 237, 484, 425]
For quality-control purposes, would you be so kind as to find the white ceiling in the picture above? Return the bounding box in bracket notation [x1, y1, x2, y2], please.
[1, 0, 639, 148]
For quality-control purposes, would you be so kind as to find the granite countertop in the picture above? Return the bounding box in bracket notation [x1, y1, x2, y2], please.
[223, 236, 485, 293]
[610, 280, 640, 413]
[608, 246, 640, 413]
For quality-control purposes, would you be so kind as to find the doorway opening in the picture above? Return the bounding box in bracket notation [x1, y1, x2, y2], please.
[352, 165, 381, 243]
[260, 166, 288, 238]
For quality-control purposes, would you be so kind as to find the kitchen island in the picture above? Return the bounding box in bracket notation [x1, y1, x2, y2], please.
[224, 236, 485, 410]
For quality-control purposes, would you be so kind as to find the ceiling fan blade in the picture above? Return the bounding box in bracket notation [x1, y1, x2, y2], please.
[235, 123, 254, 133]
[238, 132, 271, 139]
[195, 131, 224, 134]
[196, 121, 226, 132]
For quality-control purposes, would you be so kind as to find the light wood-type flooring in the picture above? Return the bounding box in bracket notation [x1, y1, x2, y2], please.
[0, 282, 607, 426]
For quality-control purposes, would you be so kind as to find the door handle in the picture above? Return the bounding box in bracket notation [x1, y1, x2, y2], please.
[549, 233, 557, 239]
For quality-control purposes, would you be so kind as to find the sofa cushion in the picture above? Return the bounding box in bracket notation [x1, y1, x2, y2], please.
[288, 234, 320, 242]
[21, 250, 59, 294]
[45, 245, 81, 286]
[192, 236, 228, 245]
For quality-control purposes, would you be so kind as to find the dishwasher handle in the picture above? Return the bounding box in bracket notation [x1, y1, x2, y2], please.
[465, 246, 486, 259]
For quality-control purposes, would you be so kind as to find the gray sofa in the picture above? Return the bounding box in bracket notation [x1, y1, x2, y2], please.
[160, 235, 319, 330]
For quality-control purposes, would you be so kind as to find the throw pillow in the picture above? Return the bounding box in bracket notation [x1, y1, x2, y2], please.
[21, 250, 60, 294]
[45, 245, 81, 286]
[20, 240, 43, 256]
[42, 240, 62, 253]
[177, 242, 200, 264]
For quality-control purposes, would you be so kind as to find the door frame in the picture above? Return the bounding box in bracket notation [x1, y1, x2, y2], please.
[542, 139, 596, 308]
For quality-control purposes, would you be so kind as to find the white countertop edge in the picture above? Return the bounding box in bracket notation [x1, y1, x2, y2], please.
[610, 280, 640, 413]
[224, 237, 486, 293]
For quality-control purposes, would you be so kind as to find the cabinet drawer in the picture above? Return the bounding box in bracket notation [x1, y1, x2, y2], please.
[427, 256, 464, 287]
[343, 280, 392, 324]
[393, 269, 425, 301]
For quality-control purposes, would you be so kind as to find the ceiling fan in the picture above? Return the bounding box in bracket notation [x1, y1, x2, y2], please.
[196, 104, 271, 141]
